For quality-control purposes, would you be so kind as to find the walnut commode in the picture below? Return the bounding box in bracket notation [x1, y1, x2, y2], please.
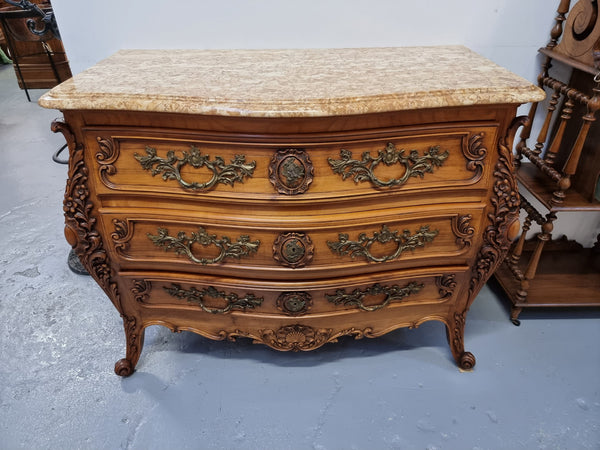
[39, 47, 544, 375]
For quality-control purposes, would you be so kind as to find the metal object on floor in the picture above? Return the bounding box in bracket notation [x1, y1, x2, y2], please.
[67, 249, 88, 275]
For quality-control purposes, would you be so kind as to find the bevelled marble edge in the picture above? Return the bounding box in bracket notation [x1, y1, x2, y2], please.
[38, 46, 546, 117]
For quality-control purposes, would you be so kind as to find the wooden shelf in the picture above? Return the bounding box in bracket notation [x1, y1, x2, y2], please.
[538, 47, 598, 76]
[494, 239, 600, 310]
[516, 163, 600, 212]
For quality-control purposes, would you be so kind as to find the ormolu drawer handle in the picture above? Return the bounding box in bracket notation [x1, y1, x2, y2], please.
[148, 227, 260, 265]
[134, 145, 256, 191]
[326, 281, 424, 312]
[328, 143, 448, 188]
[327, 224, 438, 263]
[164, 283, 263, 314]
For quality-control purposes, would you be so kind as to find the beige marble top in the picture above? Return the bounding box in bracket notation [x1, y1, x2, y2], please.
[38, 46, 545, 117]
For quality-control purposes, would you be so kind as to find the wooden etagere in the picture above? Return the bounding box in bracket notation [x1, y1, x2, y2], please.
[494, 0, 600, 324]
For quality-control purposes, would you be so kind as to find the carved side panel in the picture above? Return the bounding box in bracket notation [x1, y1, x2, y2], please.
[469, 117, 525, 302]
[53, 119, 122, 313]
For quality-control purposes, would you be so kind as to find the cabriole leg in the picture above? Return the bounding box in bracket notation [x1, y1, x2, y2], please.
[114, 315, 145, 377]
[445, 312, 476, 371]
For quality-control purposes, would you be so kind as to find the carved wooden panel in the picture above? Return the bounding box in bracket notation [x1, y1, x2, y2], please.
[554, 0, 600, 69]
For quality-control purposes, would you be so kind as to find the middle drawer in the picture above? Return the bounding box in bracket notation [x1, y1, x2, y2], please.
[102, 205, 485, 280]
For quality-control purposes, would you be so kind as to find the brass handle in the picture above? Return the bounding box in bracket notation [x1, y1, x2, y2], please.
[328, 143, 449, 188]
[327, 224, 438, 263]
[326, 281, 424, 312]
[134, 145, 256, 191]
[148, 227, 260, 265]
[164, 283, 263, 314]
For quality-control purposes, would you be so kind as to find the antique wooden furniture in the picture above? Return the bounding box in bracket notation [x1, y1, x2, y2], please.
[0, 0, 71, 100]
[494, 0, 600, 325]
[39, 47, 543, 375]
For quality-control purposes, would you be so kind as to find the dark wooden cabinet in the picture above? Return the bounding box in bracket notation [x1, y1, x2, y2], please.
[0, 0, 71, 99]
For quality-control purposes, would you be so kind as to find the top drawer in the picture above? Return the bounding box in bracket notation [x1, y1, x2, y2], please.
[86, 124, 497, 201]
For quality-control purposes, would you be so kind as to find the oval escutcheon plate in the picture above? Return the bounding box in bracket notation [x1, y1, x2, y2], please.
[269, 148, 314, 195]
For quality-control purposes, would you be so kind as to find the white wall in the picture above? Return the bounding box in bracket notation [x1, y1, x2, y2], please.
[51, 0, 557, 79]
[49, 0, 599, 245]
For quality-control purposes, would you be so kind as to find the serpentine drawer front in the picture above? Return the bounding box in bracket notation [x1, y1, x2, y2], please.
[39, 47, 545, 376]
[86, 126, 496, 200]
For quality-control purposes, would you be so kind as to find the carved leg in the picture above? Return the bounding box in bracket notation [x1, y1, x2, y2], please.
[445, 312, 476, 371]
[114, 315, 145, 377]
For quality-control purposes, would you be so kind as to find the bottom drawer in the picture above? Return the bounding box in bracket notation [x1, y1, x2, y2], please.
[119, 267, 469, 318]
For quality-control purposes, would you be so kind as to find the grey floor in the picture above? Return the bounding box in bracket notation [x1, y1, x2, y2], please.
[1, 63, 599, 450]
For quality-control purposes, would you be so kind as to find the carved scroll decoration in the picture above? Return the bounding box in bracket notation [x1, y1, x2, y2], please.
[111, 218, 134, 254]
[554, 0, 600, 69]
[276, 292, 313, 316]
[147, 227, 260, 265]
[452, 214, 475, 248]
[436, 274, 457, 299]
[269, 149, 314, 195]
[260, 325, 331, 351]
[163, 283, 263, 314]
[53, 120, 123, 314]
[328, 143, 449, 188]
[463, 133, 487, 182]
[272, 232, 314, 268]
[96, 136, 120, 187]
[327, 224, 439, 263]
[325, 281, 424, 312]
[134, 145, 256, 192]
[131, 280, 152, 303]
[222, 325, 376, 352]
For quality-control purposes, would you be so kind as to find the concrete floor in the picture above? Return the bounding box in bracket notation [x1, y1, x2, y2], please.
[0, 63, 599, 450]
